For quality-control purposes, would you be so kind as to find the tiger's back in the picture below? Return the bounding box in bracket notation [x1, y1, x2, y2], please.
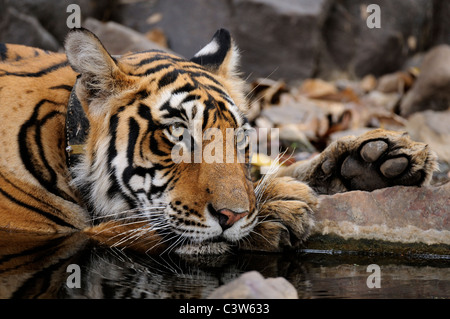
[0, 44, 89, 233]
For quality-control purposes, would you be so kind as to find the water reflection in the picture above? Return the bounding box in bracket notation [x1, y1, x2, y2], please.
[0, 231, 448, 299]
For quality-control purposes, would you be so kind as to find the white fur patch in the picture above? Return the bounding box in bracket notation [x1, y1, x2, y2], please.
[194, 39, 219, 58]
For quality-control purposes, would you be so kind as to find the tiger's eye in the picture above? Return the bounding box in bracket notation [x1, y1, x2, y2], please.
[236, 129, 248, 148]
[170, 123, 185, 138]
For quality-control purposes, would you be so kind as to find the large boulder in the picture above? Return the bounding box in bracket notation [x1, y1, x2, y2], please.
[111, 0, 448, 82]
[111, 0, 231, 58]
[6, 0, 110, 43]
[320, 0, 434, 78]
[0, 1, 59, 51]
[83, 18, 173, 55]
[230, 0, 332, 81]
[111, 0, 334, 81]
[2, 0, 448, 82]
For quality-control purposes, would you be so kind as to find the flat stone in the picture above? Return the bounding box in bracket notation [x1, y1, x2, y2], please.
[306, 183, 450, 256]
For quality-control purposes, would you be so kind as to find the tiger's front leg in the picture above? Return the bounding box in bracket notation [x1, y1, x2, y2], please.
[239, 177, 317, 252]
[277, 129, 438, 195]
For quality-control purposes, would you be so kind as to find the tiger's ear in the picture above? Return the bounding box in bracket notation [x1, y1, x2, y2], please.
[190, 29, 240, 79]
[64, 28, 127, 115]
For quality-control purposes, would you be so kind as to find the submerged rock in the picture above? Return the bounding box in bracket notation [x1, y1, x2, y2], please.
[208, 270, 298, 299]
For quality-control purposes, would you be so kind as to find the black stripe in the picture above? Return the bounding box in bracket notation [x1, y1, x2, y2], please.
[149, 132, 168, 157]
[105, 113, 123, 204]
[190, 70, 224, 87]
[0, 186, 75, 229]
[138, 103, 159, 132]
[158, 70, 179, 88]
[18, 100, 76, 202]
[160, 100, 185, 120]
[35, 111, 61, 183]
[131, 53, 184, 68]
[127, 117, 140, 164]
[0, 43, 7, 61]
[172, 83, 196, 95]
[181, 94, 201, 104]
[0, 236, 67, 271]
[49, 84, 73, 91]
[202, 98, 217, 130]
[107, 114, 119, 165]
[204, 84, 233, 103]
[132, 63, 173, 77]
[10, 247, 77, 298]
[122, 117, 145, 196]
[0, 61, 69, 77]
[136, 89, 150, 100]
[104, 111, 136, 208]
[138, 103, 152, 121]
[0, 170, 66, 218]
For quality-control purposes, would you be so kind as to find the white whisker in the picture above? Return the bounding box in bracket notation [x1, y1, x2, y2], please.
[90, 206, 166, 221]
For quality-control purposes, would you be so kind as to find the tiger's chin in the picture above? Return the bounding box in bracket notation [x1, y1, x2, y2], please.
[174, 241, 231, 255]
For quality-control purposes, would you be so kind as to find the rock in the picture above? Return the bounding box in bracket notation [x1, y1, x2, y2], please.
[260, 105, 314, 126]
[399, 45, 450, 117]
[0, 3, 59, 51]
[278, 123, 316, 152]
[82, 18, 173, 56]
[321, 0, 435, 78]
[299, 78, 338, 99]
[360, 74, 377, 92]
[111, 0, 333, 81]
[431, 0, 450, 46]
[6, 0, 111, 43]
[111, 0, 231, 58]
[329, 128, 373, 142]
[230, 0, 333, 81]
[2, 0, 449, 82]
[306, 183, 450, 255]
[362, 90, 402, 113]
[208, 271, 298, 299]
[406, 110, 450, 163]
[376, 71, 414, 94]
[110, 0, 448, 81]
[260, 100, 329, 141]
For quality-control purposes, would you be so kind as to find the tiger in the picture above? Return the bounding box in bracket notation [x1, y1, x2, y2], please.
[0, 28, 437, 255]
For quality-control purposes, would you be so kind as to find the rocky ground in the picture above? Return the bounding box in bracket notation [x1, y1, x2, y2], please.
[247, 47, 450, 186]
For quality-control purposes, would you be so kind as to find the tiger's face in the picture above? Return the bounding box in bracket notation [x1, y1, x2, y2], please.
[65, 29, 257, 254]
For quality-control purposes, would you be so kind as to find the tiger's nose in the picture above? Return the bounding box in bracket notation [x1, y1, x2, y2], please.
[210, 205, 249, 230]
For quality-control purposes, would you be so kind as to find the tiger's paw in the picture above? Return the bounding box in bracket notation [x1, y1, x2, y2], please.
[309, 129, 438, 194]
[239, 177, 317, 252]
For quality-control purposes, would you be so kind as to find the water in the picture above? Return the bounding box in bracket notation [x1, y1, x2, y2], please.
[0, 232, 448, 299]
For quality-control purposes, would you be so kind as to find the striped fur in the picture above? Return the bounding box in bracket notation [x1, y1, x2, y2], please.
[0, 28, 435, 256]
[0, 29, 263, 255]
